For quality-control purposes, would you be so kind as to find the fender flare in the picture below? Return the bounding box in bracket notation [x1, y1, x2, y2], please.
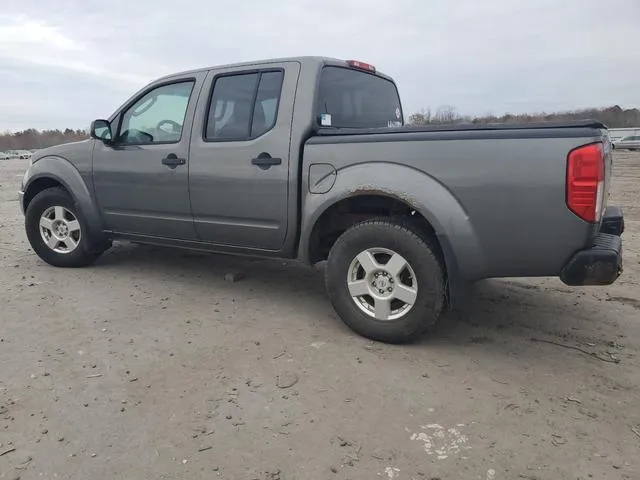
[23, 156, 106, 249]
[299, 162, 487, 282]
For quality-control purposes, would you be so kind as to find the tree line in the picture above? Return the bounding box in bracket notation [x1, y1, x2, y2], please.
[408, 105, 640, 127]
[0, 128, 88, 151]
[2, 105, 639, 150]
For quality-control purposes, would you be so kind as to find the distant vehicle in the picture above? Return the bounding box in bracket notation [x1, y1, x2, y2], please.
[0, 151, 11, 160]
[4, 150, 33, 159]
[18, 56, 625, 343]
[614, 135, 640, 151]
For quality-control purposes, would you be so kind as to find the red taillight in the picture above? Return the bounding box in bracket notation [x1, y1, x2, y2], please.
[566, 143, 605, 223]
[347, 60, 376, 72]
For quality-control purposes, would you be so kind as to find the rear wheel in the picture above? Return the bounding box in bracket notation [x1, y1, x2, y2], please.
[25, 187, 104, 267]
[325, 218, 445, 343]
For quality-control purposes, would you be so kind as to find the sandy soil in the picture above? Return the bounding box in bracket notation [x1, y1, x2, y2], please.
[1, 152, 639, 480]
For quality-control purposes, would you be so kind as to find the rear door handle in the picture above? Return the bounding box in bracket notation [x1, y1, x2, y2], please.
[251, 152, 282, 170]
[162, 153, 186, 168]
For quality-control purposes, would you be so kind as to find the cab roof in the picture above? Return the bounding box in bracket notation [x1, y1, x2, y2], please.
[156, 56, 394, 83]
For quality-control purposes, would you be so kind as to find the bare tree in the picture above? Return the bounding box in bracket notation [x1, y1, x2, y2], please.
[434, 105, 461, 124]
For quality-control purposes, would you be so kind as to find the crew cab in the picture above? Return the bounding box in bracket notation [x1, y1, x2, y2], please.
[19, 56, 624, 343]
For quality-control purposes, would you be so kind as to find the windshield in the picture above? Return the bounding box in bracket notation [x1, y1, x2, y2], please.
[316, 66, 403, 129]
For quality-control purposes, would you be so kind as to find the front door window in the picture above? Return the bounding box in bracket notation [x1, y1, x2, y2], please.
[118, 81, 195, 145]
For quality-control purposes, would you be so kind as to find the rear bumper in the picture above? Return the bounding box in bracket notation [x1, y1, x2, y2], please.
[560, 207, 624, 286]
[600, 205, 624, 236]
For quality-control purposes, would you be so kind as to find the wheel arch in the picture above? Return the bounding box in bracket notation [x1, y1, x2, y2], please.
[23, 176, 68, 210]
[306, 192, 442, 262]
[299, 162, 487, 308]
[23, 156, 106, 250]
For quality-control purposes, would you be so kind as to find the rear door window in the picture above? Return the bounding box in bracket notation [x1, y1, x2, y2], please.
[252, 71, 284, 137]
[204, 70, 284, 141]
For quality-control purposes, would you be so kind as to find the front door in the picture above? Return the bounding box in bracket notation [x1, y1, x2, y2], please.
[188, 63, 299, 251]
[93, 73, 204, 239]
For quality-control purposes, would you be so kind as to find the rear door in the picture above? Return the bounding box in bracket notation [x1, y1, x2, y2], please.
[188, 62, 300, 250]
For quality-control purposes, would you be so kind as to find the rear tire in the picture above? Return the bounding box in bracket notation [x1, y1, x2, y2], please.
[325, 218, 445, 344]
[25, 187, 104, 267]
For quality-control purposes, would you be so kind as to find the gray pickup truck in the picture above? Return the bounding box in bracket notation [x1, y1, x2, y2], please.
[19, 56, 625, 343]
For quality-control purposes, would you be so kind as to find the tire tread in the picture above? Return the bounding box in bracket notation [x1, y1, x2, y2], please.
[325, 216, 445, 343]
[25, 187, 103, 268]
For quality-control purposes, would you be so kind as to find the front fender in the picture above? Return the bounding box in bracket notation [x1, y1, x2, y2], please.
[299, 162, 487, 281]
[23, 155, 105, 248]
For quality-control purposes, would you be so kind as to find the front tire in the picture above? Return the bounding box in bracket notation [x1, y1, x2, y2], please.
[325, 218, 445, 344]
[25, 187, 103, 267]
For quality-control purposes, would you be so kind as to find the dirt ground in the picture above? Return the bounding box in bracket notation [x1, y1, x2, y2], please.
[0, 152, 639, 480]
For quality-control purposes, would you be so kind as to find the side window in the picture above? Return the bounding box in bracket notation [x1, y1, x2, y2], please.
[206, 73, 258, 141]
[252, 71, 284, 137]
[118, 81, 195, 145]
[205, 70, 284, 141]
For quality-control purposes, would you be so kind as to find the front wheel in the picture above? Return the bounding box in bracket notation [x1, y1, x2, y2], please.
[25, 187, 104, 267]
[325, 218, 446, 344]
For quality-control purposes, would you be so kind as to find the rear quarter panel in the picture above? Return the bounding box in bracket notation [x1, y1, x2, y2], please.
[302, 128, 605, 280]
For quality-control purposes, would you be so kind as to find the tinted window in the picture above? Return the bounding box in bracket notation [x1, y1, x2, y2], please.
[205, 71, 284, 141]
[252, 71, 284, 137]
[119, 81, 194, 144]
[316, 67, 403, 129]
[206, 74, 258, 140]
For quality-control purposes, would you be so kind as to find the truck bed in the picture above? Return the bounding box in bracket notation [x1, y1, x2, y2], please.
[303, 119, 610, 281]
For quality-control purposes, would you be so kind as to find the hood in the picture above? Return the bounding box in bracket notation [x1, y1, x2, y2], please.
[31, 139, 93, 166]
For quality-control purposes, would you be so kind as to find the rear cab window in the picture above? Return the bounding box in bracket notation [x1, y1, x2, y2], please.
[315, 66, 403, 129]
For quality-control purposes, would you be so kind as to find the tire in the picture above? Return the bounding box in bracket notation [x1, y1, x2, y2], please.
[25, 187, 103, 267]
[325, 218, 445, 344]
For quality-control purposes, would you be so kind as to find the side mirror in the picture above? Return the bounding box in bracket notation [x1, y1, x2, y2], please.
[90, 119, 113, 143]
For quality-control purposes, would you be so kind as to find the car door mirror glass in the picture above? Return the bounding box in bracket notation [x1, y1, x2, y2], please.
[90, 119, 112, 143]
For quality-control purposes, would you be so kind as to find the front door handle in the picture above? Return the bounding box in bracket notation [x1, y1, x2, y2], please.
[162, 153, 186, 168]
[251, 152, 282, 170]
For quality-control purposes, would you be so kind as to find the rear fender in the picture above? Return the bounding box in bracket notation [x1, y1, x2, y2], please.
[300, 162, 487, 282]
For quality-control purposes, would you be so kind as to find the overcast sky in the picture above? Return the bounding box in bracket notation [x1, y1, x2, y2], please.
[1, 0, 639, 131]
